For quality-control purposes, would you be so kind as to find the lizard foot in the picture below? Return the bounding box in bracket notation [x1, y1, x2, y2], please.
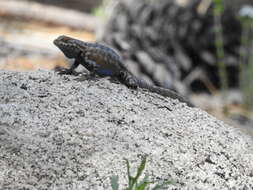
[55, 67, 80, 76]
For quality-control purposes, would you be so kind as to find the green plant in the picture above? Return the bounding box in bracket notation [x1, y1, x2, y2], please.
[238, 6, 253, 109]
[110, 156, 172, 190]
[213, 0, 228, 93]
[92, 0, 111, 18]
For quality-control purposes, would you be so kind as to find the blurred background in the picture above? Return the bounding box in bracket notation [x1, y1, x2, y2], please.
[0, 0, 252, 135]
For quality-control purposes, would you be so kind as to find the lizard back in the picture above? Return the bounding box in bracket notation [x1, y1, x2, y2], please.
[54, 35, 128, 76]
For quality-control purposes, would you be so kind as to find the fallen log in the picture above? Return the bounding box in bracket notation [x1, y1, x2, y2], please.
[0, 0, 100, 32]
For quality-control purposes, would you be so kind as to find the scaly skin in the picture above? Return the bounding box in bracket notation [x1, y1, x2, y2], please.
[54, 35, 194, 107]
[53, 35, 137, 88]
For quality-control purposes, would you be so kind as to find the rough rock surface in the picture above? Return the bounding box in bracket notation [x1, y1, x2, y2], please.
[0, 70, 253, 190]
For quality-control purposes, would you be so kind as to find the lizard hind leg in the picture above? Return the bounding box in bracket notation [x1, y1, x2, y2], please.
[118, 71, 138, 89]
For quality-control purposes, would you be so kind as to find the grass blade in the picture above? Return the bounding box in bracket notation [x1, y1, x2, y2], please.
[110, 175, 119, 190]
[133, 156, 147, 183]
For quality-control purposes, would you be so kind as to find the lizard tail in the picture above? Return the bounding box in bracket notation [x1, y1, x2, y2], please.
[136, 78, 194, 107]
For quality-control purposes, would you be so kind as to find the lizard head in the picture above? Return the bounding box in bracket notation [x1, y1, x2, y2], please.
[53, 35, 80, 58]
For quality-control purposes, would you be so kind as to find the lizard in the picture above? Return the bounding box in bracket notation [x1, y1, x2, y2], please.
[53, 35, 194, 107]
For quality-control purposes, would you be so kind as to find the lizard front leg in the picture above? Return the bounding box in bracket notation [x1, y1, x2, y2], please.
[57, 51, 98, 76]
[57, 59, 80, 75]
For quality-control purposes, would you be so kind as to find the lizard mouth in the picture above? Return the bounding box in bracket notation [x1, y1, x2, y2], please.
[53, 39, 59, 46]
[53, 37, 63, 46]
